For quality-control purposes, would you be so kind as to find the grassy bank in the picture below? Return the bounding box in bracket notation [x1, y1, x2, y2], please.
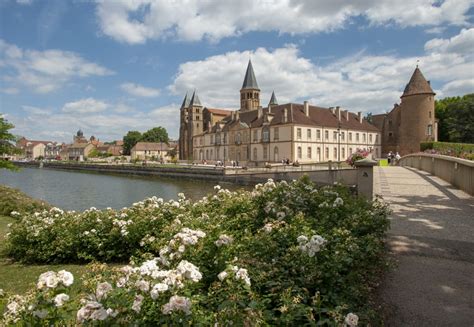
[0, 185, 50, 217]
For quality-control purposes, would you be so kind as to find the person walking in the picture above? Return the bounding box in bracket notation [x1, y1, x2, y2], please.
[387, 151, 392, 165]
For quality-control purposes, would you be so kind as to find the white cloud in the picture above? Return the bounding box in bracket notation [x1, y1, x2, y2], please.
[170, 28, 474, 113]
[0, 39, 113, 94]
[16, 0, 33, 5]
[22, 105, 52, 115]
[0, 87, 19, 95]
[62, 98, 109, 114]
[120, 82, 160, 97]
[424, 28, 474, 56]
[95, 0, 474, 44]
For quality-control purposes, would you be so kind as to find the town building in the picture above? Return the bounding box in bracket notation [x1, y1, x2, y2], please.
[179, 60, 382, 165]
[16, 137, 61, 160]
[68, 142, 96, 161]
[372, 67, 437, 156]
[131, 142, 177, 161]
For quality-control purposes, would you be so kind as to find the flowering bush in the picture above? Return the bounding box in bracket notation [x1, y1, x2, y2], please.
[3, 178, 390, 325]
[346, 149, 370, 167]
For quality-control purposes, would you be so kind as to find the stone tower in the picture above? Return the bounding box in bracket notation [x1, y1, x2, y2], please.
[178, 92, 191, 160]
[399, 67, 437, 155]
[186, 90, 203, 160]
[240, 60, 260, 111]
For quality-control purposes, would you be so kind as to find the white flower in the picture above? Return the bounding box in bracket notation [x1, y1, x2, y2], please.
[263, 223, 273, 233]
[37, 271, 59, 289]
[135, 280, 150, 292]
[106, 308, 119, 318]
[54, 293, 70, 307]
[6, 301, 20, 314]
[132, 295, 144, 313]
[58, 270, 74, 287]
[215, 234, 233, 247]
[176, 260, 202, 282]
[345, 313, 359, 326]
[96, 282, 113, 300]
[90, 308, 109, 321]
[150, 283, 169, 300]
[217, 271, 228, 281]
[297, 235, 308, 244]
[333, 197, 344, 207]
[77, 301, 104, 322]
[235, 268, 251, 286]
[214, 185, 221, 191]
[116, 277, 127, 288]
[33, 309, 48, 319]
[162, 295, 191, 315]
[0, 288, 4, 297]
[276, 211, 286, 220]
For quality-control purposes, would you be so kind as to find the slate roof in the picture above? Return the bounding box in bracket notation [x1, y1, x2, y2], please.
[402, 67, 435, 97]
[268, 91, 278, 106]
[180, 92, 190, 108]
[241, 60, 259, 89]
[189, 90, 202, 106]
[205, 108, 234, 116]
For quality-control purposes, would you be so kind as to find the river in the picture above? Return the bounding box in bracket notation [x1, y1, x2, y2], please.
[0, 167, 243, 211]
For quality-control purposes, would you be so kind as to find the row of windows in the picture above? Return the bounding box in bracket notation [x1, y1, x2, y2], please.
[296, 128, 376, 143]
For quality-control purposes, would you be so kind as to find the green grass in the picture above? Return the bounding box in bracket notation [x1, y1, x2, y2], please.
[0, 184, 50, 217]
[0, 215, 88, 294]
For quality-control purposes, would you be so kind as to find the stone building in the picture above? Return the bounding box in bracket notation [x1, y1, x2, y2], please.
[372, 67, 437, 156]
[179, 60, 381, 165]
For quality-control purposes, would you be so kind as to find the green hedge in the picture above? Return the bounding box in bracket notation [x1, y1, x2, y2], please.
[420, 142, 474, 160]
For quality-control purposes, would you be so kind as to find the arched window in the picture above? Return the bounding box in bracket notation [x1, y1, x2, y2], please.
[274, 146, 279, 162]
[253, 148, 258, 161]
[297, 146, 302, 159]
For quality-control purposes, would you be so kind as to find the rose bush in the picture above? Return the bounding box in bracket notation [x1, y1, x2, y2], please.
[3, 177, 390, 325]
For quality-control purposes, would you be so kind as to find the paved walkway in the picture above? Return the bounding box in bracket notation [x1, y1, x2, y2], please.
[375, 166, 474, 326]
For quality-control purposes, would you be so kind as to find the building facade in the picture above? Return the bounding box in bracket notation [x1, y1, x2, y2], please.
[131, 142, 176, 161]
[179, 61, 381, 165]
[372, 67, 437, 156]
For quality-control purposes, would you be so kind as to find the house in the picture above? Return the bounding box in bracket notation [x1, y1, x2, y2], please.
[131, 142, 176, 161]
[68, 143, 96, 161]
[16, 137, 57, 160]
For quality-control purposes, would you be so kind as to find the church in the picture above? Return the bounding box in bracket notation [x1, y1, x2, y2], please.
[178, 61, 436, 165]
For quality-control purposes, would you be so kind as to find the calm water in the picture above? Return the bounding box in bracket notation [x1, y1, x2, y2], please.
[0, 167, 241, 211]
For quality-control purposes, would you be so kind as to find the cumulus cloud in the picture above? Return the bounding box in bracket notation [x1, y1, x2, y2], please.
[95, 0, 473, 44]
[120, 82, 160, 97]
[62, 98, 109, 114]
[0, 39, 113, 94]
[170, 28, 474, 113]
[424, 28, 474, 56]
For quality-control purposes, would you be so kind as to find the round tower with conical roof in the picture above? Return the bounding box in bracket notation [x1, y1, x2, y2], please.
[399, 67, 437, 155]
[240, 60, 260, 111]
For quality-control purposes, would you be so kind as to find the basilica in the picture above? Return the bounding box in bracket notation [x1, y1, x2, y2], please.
[178, 61, 436, 165]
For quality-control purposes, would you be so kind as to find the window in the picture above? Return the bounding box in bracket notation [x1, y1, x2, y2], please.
[196, 116, 200, 120]
[317, 147, 321, 160]
[307, 129, 311, 139]
[429, 111, 432, 118]
[376, 134, 379, 143]
[197, 123, 199, 129]
[316, 130, 321, 139]
[349, 147, 352, 155]
[210, 149, 213, 158]
[341, 132, 345, 141]
[356, 133, 359, 142]
[307, 147, 312, 159]
[342, 148, 345, 159]
[325, 147, 329, 159]
[223, 133, 227, 144]
[215, 134, 221, 145]
[253, 130, 258, 142]
[297, 128, 302, 140]
[333, 131, 338, 141]
[274, 147, 279, 161]
[369, 134, 372, 142]
[363, 134, 366, 142]
[427, 124, 433, 136]
[297, 146, 302, 159]
[196, 108, 200, 114]
[388, 132, 393, 137]
[325, 130, 329, 140]
[263, 129, 270, 142]
[274, 127, 279, 140]
[263, 145, 268, 159]
[334, 147, 337, 160]
[253, 148, 257, 160]
[236, 132, 241, 144]
[211, 135, 214, 144]
[348, 132, 352, 141]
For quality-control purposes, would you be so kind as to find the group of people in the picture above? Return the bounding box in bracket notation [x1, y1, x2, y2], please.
[387, 151, 401, 165]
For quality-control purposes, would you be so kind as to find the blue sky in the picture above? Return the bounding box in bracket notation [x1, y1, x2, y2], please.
[1, 0, 473, 142]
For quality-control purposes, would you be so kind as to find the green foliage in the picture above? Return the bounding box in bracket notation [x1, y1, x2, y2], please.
[141, 127, 169, 144]
[0, 185, 51, 217]
[122, 131, 142, 155]
[435, 93, 474, 143]
[0, 115, 20, 171]
[420, 141, 474, 160]
[364, 112, 373, 124]
[4, 179, 390, 325]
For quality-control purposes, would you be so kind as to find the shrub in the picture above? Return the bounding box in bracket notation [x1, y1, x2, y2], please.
[420, 141, 474, 160]
[4, 178, 390, 325]
[0, 185, 51, 217]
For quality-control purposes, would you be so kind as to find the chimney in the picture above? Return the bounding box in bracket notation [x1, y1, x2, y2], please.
[235, 111, 240, 121]
[357, 112, 363, 123]
[207, 121, 212, 131]
[258, 107, 263, 119]
[268, 105, 272, 114]
[336, 106, 341, 121]
[283, 108, 288, 123]
[344, 110, 349, 121]
[329, 107, 336, 114]
[304, 101, 309, 117]
[231, 111, 235, 120]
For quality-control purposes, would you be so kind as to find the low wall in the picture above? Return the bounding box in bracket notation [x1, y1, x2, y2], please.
[399, 153, 474, 195]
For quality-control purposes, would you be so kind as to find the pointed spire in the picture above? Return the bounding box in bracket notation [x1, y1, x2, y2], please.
[180, 92, 189, 109]
[241, 59, 259, 89]
[189, 90, 202, 107]
[402, 67, 435, 98]
[268, 90, 278, 106]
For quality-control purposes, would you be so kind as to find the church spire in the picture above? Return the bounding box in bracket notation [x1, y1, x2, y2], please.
[402, 67, 435, 98]
[189, 90, 202, 107]
[268, 90, 278, 106]
[180, 92, 189, 109]
[241, 59, 259, 90]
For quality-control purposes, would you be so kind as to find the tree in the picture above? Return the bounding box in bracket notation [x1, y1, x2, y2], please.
[141, 127, 169, 144]
[0, 115, 20, 171]
[364, 112, 373, 124]
[123, 131, 142, 155]
[435, 94, 474, 143]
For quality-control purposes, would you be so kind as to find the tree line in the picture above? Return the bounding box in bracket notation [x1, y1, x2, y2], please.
[435, 93, 473, 144]
[122, 126, 169, 155]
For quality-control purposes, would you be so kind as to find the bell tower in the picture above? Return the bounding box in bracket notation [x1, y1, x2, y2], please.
[240, 60, 260, 111]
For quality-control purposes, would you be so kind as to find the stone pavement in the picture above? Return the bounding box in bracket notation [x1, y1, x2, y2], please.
[374, 166, 474, 327]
